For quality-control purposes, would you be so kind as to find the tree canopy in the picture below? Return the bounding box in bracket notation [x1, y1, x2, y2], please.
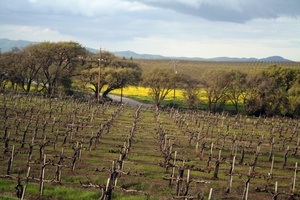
[77, 52, 142, 100]
[143, 67, 180, 107]
[244, 65, 300, 117]
[0, 41, 88, 95]
[0, 43, 142, 100]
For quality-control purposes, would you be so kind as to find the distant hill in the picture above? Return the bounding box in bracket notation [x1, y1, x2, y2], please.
[259, 56, 292, 62]
[114, 50, 293, 62]
[0, 38, 293, 62]
[0, 38, 37, 52]
[114, 50, 166, 59]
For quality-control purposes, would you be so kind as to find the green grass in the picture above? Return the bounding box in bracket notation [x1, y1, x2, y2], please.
[0, 179, 17, 197]
[0, 196, 17, 200]
[43, 185, 99, 200]
[0, 179, 99, 200]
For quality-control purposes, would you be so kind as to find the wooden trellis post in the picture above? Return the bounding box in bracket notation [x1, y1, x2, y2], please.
[184, 169, 191, 196]
[39, 154, 47, 197]
[244, 182, 250, 200]
[270, 154, 275, 179]
[292, 162, 298, 193]
[208, 188, 213, 200]
[272, 181, 279, 200]
[21, 166, 31, 200]
[170, 151, 177, 187]
[226, 155, 236, 193]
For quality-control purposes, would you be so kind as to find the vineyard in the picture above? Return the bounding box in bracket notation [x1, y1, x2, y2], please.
[0, 92, 299, 199]
[134, 60, 300, 79]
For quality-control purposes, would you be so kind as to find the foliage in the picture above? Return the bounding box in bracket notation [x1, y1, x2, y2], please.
[244, 65, 300, 117]
[0, 41, 88, 95]
[181, 74, 201, 108]
[102, 59, 142, 97]
[200, 70, 229, 113]
[224, 70, 247, 114]
[76, 52, 142, 100]
[142, 67, 177, 107]
[0, 48, 23, 91]
[34, 41, 88, 95]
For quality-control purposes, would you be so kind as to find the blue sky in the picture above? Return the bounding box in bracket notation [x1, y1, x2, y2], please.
[0, 0, 299, 60]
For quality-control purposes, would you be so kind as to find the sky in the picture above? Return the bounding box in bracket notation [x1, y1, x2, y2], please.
[0, 0, 300, 61]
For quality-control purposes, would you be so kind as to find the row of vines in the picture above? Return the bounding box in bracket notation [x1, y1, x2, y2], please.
[0, 92, 299, 199]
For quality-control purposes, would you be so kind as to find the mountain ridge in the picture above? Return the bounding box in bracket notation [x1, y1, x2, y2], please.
[0, 38, 293, 62]
[113, 50, 293, 62]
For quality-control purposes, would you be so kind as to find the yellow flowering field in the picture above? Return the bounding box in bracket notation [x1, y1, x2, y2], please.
[110, 86, 180, 100]
[110, 86, 209, 103]
[87, 84, 211, 104]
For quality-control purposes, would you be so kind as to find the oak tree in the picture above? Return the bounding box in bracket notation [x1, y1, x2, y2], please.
[143, 67, 176, 107]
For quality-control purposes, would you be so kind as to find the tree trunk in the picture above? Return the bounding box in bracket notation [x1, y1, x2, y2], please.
[103, 88, 113, 99]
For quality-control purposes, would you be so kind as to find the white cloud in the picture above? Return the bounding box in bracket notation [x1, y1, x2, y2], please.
[0, 25, 77, 42]
[26, 0, 151, 17]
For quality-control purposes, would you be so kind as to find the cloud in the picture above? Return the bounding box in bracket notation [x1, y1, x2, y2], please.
[0, 0, 299, 61]
[3, 0, 297, 23]
[0, 25, 77, 42]
[136, 0, 300, 22]
[24, 0, 151, 17]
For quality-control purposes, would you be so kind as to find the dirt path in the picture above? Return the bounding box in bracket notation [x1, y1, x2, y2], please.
[108, 94, 153, 108]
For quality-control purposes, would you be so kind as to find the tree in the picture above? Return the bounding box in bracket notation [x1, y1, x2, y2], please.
[244, 65, 299, 117]
[75, 52, 108, 98]
[244, 72, 276, 116]
[0, 51, 12, 90]
[264, 65, 297, 92]
[0, 48, 24, 91]
[17, 46, 43, 92]
[262, 65, 299, 116]
[181, 74, 201, 108]
[287, 73, 300, 117]
[77, 52, 142, 100]
[101, 59, 142, 98]
[201, 70, 229, 113]
[30, 41, 88, 96]
[224, 70, 247, 114]
[143, 67, 176, 107]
